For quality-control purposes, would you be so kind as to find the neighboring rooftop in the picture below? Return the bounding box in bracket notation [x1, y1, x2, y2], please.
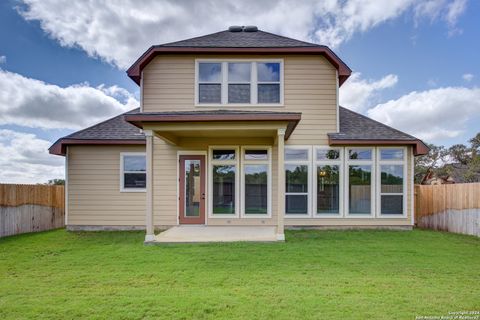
[127, 26, 351, 85]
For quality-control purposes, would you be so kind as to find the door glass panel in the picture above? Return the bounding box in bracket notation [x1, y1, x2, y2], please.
[185, 160, 201, 217]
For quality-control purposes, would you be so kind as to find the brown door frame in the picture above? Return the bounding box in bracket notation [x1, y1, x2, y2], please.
[179, 155, 206, 224]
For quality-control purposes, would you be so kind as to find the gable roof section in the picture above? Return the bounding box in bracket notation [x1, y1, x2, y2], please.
[49, 107, 428, 156]
[328, 107, 429, 155]
[127, 28, 351, 86]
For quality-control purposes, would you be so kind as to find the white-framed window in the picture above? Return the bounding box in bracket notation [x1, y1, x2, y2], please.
[314, 147, 343, 217]
[241, 146, 272, 217]
[208, 146, 240, 217]
[120, 153, 146, 192]
[195, 60, 283, 106]
[285, 146, 312, 217]
[197, 62, 222, 104]
[345, 147, 375, 217]
[377, 147, 407, 217]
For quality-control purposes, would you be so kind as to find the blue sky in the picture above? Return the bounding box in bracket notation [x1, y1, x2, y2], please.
[0, 0, 478, 183]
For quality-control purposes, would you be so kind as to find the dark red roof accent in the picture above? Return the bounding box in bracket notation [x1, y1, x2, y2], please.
[126, 29, 351, 86]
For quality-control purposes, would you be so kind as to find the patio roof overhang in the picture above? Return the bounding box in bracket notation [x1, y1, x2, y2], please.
[124, 111, 301, 145]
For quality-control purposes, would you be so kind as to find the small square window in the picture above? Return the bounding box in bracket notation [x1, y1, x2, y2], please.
[380, 148, 404, 160]
[199, 63, 222, 82]
[212, 149, 236, 160]
[245, 150, 268, 160]
[316, 149, 340, 160]
[228, 84, 250, 103]
[228, 63, 251, 82]
[285, 149, 309, 161]
[257, 63, 280, 82]
[258, 84, 280, 103]
[349, 149, 372, 160]
[199, 84, 221, 103]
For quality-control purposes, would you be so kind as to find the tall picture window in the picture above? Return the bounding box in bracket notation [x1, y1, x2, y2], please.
[377, 148, 406, 216]
[210, 148, 239, 215]
[285, 147, 311, 215]
[314, 148, 342, 216]
[241, 147, 271, 216]
[346, 148, 374, 216]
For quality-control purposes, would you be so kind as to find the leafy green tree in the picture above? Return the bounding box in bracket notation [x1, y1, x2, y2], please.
[414, 144, 448, 183]
[46, 179, 65, 185]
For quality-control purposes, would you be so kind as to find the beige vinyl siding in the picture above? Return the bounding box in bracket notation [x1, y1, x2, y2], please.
[67, 145, 146, 226]
[142, 54, 337, 145]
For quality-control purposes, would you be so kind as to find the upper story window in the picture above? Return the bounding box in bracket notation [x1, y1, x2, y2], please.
[196, 60, 283, 106]
[198, 63, 222, 103]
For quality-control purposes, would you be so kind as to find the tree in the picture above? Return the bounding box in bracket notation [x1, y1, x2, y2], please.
[414, 144, 448, 183]
[470, 133, 480, 157]
[47, 179, 65, 185]
[448, 144, 470, 165]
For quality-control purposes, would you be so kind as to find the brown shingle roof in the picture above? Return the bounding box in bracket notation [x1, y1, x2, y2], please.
[49, 107, 428, 156]
[329, 107, 418, 141]
[158, 29, 321, 48]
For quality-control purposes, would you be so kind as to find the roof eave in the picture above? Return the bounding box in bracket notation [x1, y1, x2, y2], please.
[49, 139, 146, 156]
[124, 113, 301, 140]
[127, 46, 351, 86]
[328, 137, 430, 156]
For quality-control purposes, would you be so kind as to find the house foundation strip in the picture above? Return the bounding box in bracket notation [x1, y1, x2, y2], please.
[145, 130, 155, 242]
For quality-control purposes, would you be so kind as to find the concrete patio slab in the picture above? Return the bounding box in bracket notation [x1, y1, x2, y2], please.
[148, 225, 279, 244]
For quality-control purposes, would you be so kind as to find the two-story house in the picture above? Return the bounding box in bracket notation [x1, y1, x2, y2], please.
[50, 26, 428, 243]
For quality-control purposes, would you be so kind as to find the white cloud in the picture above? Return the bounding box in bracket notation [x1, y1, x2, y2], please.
[462, 73, 474, 82]
[367, 87, 480, 142]
[0, 129, 64, 184]
[0, 55, 5, 64]
[340, 72, 398, 112]
[0, 70, 138, 130]
[17, 0, 467, 69]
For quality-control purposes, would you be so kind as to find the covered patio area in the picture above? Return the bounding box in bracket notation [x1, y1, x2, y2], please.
[124, 110, 301, 243]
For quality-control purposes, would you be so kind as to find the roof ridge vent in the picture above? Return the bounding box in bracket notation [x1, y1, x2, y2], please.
[243, 25, 258, 32]
[228, 26, 243, 32]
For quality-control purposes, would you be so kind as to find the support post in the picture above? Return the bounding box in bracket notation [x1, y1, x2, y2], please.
[145, 130, 155, 242]
[277, 128, 286, 241]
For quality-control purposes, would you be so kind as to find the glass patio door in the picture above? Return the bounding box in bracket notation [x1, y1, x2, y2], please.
[179, 155, 206, 224]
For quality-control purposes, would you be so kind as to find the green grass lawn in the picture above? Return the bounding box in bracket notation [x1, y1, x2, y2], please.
[0, 229, 479, 319]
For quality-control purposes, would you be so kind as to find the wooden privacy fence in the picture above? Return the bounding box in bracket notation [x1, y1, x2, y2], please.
[415, 183, 480, 237]
[0, 184, 65, 238]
